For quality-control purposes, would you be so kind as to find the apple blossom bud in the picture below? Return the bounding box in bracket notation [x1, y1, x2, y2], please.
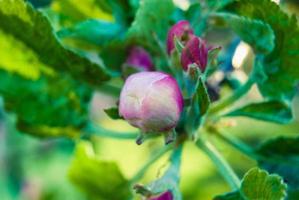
[167, 20, 194, 55]
[119, 72, 183, 133]
[123, 46, 154, 72]
[148, 191, 173, 200]
[181, 36, 208, 72]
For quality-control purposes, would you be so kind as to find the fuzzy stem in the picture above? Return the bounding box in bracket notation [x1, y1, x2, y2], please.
[196, 139, 241, 190]
[84, 122, 138, 140]
[130, 144, 173, 184]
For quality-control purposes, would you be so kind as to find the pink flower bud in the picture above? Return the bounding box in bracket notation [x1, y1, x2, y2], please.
[124, 46, 154, 71]
[181, 36, 208, 72]
[167, 20, 194, 55]
[119, 72, 183, 132]
[148, 191, 173, 200]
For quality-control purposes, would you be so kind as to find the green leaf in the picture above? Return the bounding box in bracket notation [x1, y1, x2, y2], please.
[214, 191, 242, 200]
[256, 137, 299, 199]
[0, 69, 91, 138]
[57, 20, 123, 46]
[51, 0, 113, 25]
[213, 13, 275, 54]
[68, 141, 131, 200]
[135, 145, 182, 200]
[214, 168, 287, 200]
[240, 168, 287, 200]
[225, 0, 299, 100]
[225, 100, 293, 124]
[0, 0, 110, 86]
[186, 77, 211, 136]
[206, 0, 234, 10]
[104, 107, 123, 120]
[127, 0, 175, 47]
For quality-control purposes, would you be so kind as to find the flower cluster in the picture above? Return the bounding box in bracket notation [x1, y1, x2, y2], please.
[119, 20, 213, 139]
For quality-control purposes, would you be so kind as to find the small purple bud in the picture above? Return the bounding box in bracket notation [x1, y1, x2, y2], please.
[124, 46, 154, 71]
[148, 191, 173, 200]
[167, 20, 194, 55]
[119, 72, 183, 133]
[181, 36, 208, 72]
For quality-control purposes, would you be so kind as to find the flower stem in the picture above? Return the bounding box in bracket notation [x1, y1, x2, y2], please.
[213, 129, 258, 160]
[196, 139, 241, 190]
[84, 122, 138, 140]
[208, 76, 254, 116]
[130, 144, 172, 184]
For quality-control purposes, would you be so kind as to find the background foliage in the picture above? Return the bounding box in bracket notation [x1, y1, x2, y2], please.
[0, 0, 299, 200]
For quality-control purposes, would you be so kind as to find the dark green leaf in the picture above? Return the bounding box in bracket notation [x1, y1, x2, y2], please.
[127, 0, 175, 47]
[225, 0, 299, 100]
[100, 40, 128, 71]
[207, 0, 234, 10]
[68, 141, 131, 200]
[256, 136, 299, 198]
[213, 13, 275, 54]
[57, 20, 123, 46]
[225, 100, 293, 124]
[214, 191, 242, 200]
[0, 69, 91, 138]
[0, 0, 110, 86]
[104, 107, 123, 120]
[186, 77, 211, 136]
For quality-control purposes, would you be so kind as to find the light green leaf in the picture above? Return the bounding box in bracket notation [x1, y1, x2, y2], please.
[68, 141, 131, 200]
[213, 13, 275, 54]
[0, 0, 110, 86]
[240, 168, 287, 200]
[57, 19, 123, 46]
[225, 100, 293, 124]
[225, 0, 299, 100]
[0, 69, 91, 138]
[214, 168, 287, 200]
[256, 136, 299, 199]
[127, 0, 174, 47]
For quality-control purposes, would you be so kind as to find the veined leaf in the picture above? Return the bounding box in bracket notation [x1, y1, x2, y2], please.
[225, 100, 293, 124]
[68, 141, 130, 200]
[214, 168, 287, 200]
[0, 69, 91, 138]
[256, 136, 299, 199]
[213, 13, 275, 54]
[240, 168, 287, 200]
[225, 0, 299, 100]
[0, 0, 110, 86]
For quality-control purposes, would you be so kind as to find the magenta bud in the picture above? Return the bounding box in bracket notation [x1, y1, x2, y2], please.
[148, 191, 173, 200]
[119, 72, 183, 133]
[167, 20, 194, 55]
[181, 36, 208, 72]
[124, 46, 154, 71]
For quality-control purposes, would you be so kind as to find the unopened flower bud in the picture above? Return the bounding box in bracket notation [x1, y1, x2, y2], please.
[119, 72, 183, 132]
[123, 46, 153, 74]
[148, 191, 173, 200]
[167, 20, 194, 55]
[181, 36, 208, 72]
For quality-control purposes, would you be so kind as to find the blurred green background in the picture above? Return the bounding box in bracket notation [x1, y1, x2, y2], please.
[0, 0, 299, 200]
